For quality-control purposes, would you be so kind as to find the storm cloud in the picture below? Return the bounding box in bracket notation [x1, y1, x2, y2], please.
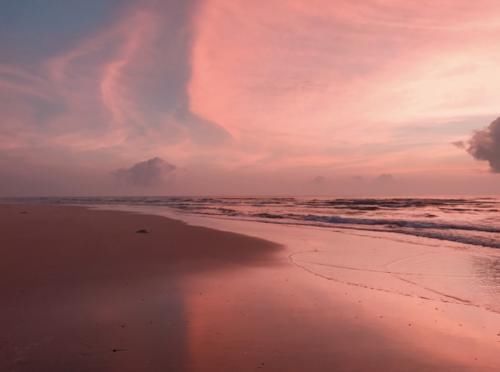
[114, 157, 176, 187]
[466, 117, 500, 172]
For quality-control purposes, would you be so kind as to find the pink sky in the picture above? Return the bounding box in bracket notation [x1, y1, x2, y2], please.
[1, 0, 499, 196]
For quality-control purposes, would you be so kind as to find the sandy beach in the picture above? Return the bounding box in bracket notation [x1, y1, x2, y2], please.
[1, 204, 499, 371]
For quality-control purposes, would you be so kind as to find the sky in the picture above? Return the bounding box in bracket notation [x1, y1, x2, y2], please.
[1, 0, 500, 196]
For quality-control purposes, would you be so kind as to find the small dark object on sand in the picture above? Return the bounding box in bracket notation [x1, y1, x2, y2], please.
[136, 229, 149, 234]
[112, 348, 127, 353]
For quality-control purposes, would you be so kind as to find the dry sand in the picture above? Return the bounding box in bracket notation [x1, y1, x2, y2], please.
[1, 204, 499, 371]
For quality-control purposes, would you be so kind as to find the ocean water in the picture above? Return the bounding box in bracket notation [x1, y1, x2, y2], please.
[9, 196, 500, 249]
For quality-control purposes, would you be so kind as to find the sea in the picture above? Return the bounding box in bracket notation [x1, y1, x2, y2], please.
[7, 196, 500, 250]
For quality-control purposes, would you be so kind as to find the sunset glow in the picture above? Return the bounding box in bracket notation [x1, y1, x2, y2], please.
[1, 0, 500, 195]
[3, 4, 500, 371]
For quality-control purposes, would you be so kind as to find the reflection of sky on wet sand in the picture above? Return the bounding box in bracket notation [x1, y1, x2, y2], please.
[2, 205, 281, 372]
[93, 204, 500, 368]
[472, 255, 500, 310]
[97, 204, 500, 315]
[182, 222, 500, 368]
[183, 264, 472, 371]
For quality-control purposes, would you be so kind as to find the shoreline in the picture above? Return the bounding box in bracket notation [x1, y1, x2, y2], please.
[1, 203, 499, 371]
[5, 195, 499, 250]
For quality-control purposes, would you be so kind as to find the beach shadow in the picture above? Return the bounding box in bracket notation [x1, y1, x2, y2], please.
[0, 205, 280, 372]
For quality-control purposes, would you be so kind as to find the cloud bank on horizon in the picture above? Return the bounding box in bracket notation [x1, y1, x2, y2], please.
[1, 0, 500, 196]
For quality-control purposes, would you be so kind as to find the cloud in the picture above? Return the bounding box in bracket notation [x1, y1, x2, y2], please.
[311, 175, 329, 186]
[114, 157, 176, 187]
[375, 173, 395, 183]
[466, 117, 500, 172]
[452, 140, 466, 149]
[4, 0, 500, 197]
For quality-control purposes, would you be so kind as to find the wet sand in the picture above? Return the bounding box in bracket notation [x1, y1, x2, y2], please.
[1, 204, 499, 371]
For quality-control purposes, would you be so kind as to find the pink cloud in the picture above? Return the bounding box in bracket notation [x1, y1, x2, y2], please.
[188, 0, 500, 168]
[1, 0, 500, 195]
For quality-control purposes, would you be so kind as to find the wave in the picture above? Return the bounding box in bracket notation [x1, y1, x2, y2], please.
[298, 214, 500, 234]
[4, 196, 499, 249]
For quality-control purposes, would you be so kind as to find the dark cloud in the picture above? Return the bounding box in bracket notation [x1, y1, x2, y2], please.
[466, 117, 500, 172]
[114, 157, 176, 187]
